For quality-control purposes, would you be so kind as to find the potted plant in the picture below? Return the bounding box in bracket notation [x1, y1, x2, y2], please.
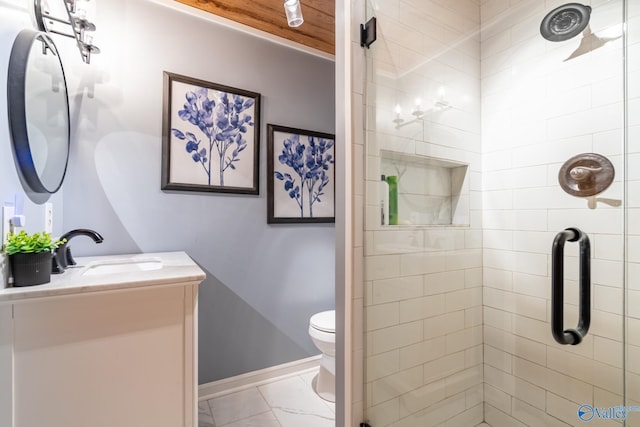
[4, 231, 64, 287]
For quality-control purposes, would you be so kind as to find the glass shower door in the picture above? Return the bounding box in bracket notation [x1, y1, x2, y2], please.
[363, 0, 485, 425]
[361, 0, 633, 426]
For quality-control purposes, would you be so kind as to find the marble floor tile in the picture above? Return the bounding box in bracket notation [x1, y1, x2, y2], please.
[298, 370, 317, 387]
[198, 400, 215, 427]
[200, 367, 336, 427]
[208, 387, 271, 426]
[299, 370, 335, 413]
[219, 411, 281, 427]
[258, 376, 334, 427]
[270, 407, 334, 427]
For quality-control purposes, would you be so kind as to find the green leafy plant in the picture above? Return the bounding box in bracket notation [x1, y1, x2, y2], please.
[4, 231, 64, 256]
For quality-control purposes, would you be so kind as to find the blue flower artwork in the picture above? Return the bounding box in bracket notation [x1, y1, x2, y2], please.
[162, 73, 260, 194]
[267, 125, 335, 224]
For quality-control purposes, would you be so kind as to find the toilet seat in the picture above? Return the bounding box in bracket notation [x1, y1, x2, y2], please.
[310, 310, 335, 333]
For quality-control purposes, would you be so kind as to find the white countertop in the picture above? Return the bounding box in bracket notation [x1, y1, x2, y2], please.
[0, 251, 206, 303]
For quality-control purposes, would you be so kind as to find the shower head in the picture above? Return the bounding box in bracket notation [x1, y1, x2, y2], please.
[540, 3, 591, 42]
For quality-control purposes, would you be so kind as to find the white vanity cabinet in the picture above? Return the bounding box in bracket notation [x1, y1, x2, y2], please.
[0, 252, 205, 427]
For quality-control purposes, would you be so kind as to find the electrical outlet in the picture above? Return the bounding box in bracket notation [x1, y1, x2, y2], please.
[44, 203, 53, 234]
[2, 206, 15, 246]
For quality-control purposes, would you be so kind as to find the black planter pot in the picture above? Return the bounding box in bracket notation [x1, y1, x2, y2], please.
[9, 251, 53, 287]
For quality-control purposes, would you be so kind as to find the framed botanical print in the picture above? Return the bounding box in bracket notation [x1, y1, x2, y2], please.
[162, 72, 260, 194]
[267, 124, 335, 224]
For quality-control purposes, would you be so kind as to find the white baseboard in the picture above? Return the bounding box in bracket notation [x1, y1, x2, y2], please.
[198, 355, 321, 401]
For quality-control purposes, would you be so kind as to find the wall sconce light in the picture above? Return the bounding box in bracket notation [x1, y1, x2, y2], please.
[411, 98, 424, 118]
[392, 104, 404, 126]
[393, 95, 452, 129]
[284, 0, 304, 28]
[34, 0, 100, 64]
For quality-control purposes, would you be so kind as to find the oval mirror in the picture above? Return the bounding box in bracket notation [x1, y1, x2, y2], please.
[7, 29, 70, 194]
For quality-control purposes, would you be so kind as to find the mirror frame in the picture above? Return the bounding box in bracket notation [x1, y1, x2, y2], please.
[7, 29, 70, 194]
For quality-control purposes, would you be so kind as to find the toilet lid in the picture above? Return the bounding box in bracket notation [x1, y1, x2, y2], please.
[310, 310, 335, 333]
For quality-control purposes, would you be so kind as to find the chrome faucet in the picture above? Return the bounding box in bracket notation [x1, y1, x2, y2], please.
[52, 228, 104, 273]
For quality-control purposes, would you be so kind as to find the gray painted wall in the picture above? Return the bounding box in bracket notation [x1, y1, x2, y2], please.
[0, 0, 335, 384]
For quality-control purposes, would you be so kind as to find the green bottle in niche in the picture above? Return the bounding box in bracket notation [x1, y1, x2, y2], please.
[386, 175, 398, 225]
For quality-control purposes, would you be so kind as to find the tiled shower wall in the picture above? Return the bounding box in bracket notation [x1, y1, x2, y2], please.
[481, 1, 631, 426]
[363, 1, 483, 426]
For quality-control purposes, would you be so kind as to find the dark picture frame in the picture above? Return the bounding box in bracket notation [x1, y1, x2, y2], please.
[161, 72, 261, 194]
[267, 124, 335, 224]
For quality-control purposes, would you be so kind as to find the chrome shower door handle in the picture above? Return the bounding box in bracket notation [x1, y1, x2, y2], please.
[551, 227, 591, 345]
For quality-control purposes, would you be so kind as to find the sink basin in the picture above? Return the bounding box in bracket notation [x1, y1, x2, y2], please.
[81, 257, 163, 276]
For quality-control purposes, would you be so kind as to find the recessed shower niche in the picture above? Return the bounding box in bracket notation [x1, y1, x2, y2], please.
[377, 150, 469, 227]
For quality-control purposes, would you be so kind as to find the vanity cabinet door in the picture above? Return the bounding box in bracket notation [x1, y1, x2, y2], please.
[12, 285, 192, 427]
[0, 305, 12, 427]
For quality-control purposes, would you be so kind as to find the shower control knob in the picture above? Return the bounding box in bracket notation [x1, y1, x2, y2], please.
[558, 153, 614, 198]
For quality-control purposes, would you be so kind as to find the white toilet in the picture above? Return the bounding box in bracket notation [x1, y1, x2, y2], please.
[308, 310, 335, 402]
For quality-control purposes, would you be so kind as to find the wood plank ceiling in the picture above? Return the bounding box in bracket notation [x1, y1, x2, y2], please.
[175, 0, 335, 55]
